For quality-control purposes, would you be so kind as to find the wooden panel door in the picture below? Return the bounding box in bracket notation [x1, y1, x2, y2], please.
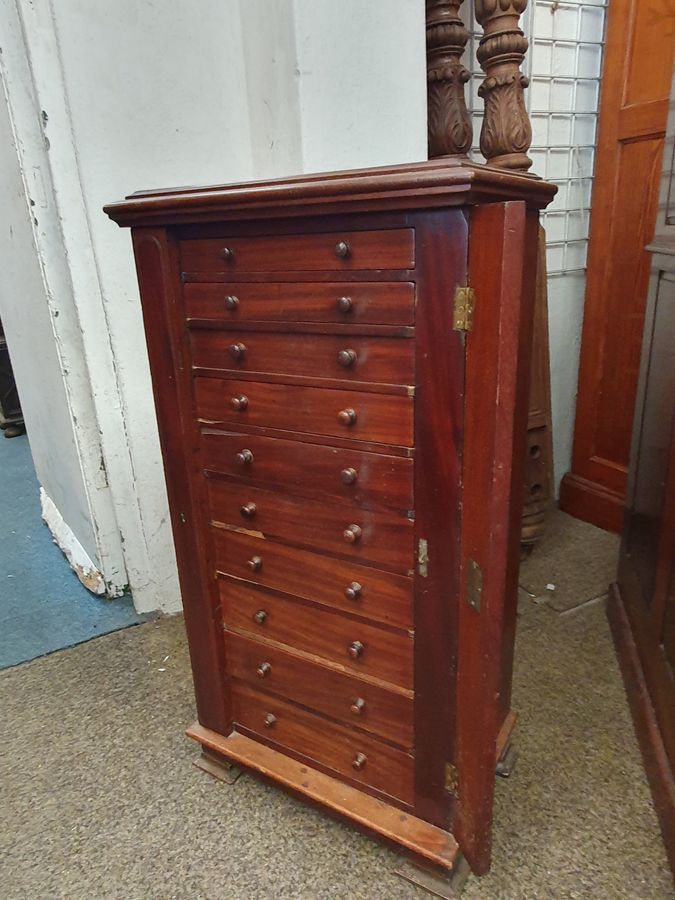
[560, 0, 675, 532]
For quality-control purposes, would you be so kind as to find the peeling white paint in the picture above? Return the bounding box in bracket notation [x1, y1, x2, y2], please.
[40, 488, 107, 596]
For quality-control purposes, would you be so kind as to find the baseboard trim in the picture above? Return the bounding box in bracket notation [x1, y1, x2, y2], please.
[607, 583, 675, 878]
[559, 472, 624, 533]
[40, 488, 105, 595]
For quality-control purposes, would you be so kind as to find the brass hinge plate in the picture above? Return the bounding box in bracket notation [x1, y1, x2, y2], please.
[444, 762, 459, 795]
[453, 286, 475, 332]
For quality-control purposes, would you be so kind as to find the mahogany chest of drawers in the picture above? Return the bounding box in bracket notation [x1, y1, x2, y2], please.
[105, 159, 554, 881]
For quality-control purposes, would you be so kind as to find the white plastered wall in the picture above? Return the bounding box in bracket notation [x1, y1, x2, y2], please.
[0, 0, 427, 613]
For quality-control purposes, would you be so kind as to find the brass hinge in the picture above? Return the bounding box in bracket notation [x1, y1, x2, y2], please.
[444, 762, 459, 795]
[453, 286, 475, 332]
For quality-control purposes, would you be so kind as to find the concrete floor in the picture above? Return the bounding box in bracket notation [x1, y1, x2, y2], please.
[0, 512, 672, 899]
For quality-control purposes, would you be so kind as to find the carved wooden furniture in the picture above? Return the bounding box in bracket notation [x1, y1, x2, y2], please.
[561, 0, 675, 532]
[609, 78, 675, 877]
[105, 159, 554, 883]
[426, 0, 554, 552]
[105, 2, 555, 889]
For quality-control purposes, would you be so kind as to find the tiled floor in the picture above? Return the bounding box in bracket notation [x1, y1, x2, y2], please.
[0, 432, 148, 669]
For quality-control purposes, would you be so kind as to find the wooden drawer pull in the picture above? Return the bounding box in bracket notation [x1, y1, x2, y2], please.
[348, 640, 364, 660]
[343, 524, 362, 544]
[352, 752, 367, 771]
[337, 408, 357, 427]
[223, 294, 239, 311]
[340, 467, 358, 485]
[335, 240, 351, 259]
[336, 296, 353, 313]
[344, 582, 362, 601]
[257, 662, 271, 678]
[230, 394, 248, 411]
[253, 609, 267, 625]
[236, 449, 253, 466]
[228, 342, 247, 361]
[350, 698, 366, 716]
[220, 246, 234, 261]
[240, 502, 257, 519]
[337, 349, 357, 368]
[247, 555, 263, 572]
[264, 713, 277, 728]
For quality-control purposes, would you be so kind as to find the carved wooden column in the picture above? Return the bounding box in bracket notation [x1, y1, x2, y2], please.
[472, 0, 553, 551]
[474, 0, 532, 171]
[426, 0, 472, 157]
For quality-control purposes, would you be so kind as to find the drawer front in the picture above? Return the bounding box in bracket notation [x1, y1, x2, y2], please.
[232, 683, 414, 804]
[225, 632, 413, 747]
[208, 481, 413, 573]
[195, 377, 414, 447]
[189, 330, 414, 386]
[180, 229, 415, 274]
[200, 431, 413, 511]
[220, 580, 413, 689]
[213, 529, 413, 629]
[184, 282, 415, 325]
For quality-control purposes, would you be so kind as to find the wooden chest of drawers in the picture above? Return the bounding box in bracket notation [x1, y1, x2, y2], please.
[105, 159, 554, 881]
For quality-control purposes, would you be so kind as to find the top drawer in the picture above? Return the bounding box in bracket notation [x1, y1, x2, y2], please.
[179, 229, 415, 274]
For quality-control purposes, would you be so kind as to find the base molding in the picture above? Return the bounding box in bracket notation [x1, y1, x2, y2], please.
[187, 722, 460, 873]
[607, 584, 675, 876]
[559, 471, 624, 533]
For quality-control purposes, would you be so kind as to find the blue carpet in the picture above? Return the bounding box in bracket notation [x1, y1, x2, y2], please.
[0, 432, 149, 669]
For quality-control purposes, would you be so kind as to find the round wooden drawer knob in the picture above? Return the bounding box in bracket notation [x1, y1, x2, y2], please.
[224, 295, 239, 310]
[257, 662, 271, 678]
[343, 524, 362, 544]
[337, 349, 357, 368]
[247, 556, 263, 572]
[335, 240, 351, 259]
[337, 408, 357, 427]
[240, 502, 257, 519]
[348, 640, 364, 660]
[344, 582, 362, 601]
[220, 246, 235, 261]
[253, 609, 267, 625]
[236, 449, 253, 466]
[352, 752, 367, 771]
[351, 698, 366, 716]
[336, 296, 353, 314]
[228, 342, 247, 361]
[264, 713, 277, 728]
[230, 394, 248, 412]
[340, 467, 358, 485]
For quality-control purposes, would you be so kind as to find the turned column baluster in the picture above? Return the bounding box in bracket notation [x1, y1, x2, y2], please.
[426, 0, 472, 157]
[474, 0, 532, 171]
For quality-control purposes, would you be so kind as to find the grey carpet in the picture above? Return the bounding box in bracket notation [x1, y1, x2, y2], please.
[519, 509, 621, 611]
[1, 526, 671, 898]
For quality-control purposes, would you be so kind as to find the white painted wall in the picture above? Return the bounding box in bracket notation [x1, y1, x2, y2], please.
[0, 83, 96, 562]
[293, 0, 427, 171]
[1, 0, 426, 614]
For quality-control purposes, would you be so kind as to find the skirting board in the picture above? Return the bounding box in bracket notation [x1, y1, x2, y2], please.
[40, 488, 105, 595]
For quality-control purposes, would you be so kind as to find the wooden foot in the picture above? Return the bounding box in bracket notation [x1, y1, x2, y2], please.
[395, 853, 471, 899]
[193, 746, 242, 785]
